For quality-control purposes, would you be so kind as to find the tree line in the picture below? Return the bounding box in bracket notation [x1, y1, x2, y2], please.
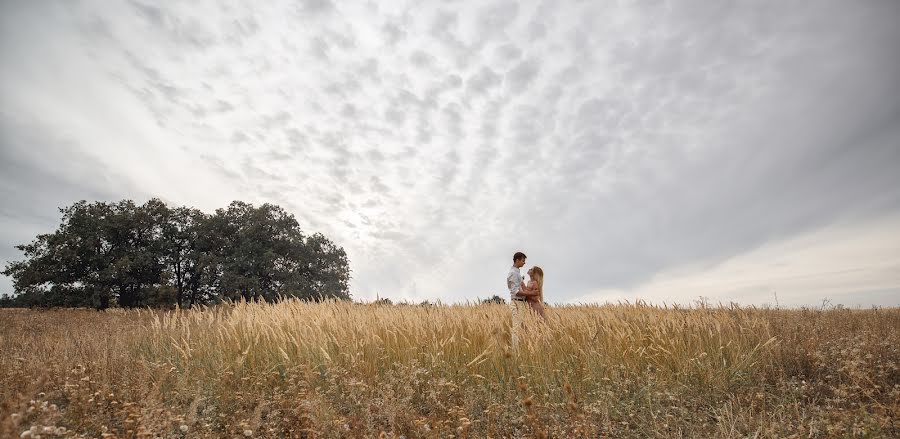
[1, 199, 351, 309]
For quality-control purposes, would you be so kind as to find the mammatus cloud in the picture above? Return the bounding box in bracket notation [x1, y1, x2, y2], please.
[1, 0, 898, 307]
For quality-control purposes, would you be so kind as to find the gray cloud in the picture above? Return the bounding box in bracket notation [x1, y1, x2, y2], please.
[431, 10, 458, 36]
[365, 149, 385, 163]
[357, 58, 380, 82]
[310, 36, 331, 60]
[262, 110, 292, 128]
[296, 0, 334, 16]
[494, 44, 522, 61]
[201, 153, 243, 181]
[526, 20, 546, 41]
[214, 99, 234, 112]
[1, 0, 899, 306]
[384, 107, 405, 126]
[231, 131, 250, 143]
[129, 1, 164, 28]
[444, 74, 463, 88]
[0, 115, 150, 294]
[382, 22, 406, 45]
[128, 1, 218, 50]
[409, 50, 435, 68]
[441, 103, 464, 138]
[476, 2, 520, 37]
[466, 67, 502, 95]
[370, 176, 390, 194]
[340, 103, 357, 119]
[323, 29, 356, 51]
[505, 58, 540, 92]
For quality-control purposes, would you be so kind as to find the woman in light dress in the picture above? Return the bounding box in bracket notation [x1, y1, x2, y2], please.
[517, 266, 547, 321]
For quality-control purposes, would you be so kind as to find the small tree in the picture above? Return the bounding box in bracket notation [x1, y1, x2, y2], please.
[482, 295, 506, 305]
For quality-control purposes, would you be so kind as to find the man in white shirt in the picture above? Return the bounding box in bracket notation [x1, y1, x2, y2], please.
[507, 251, 527, 348]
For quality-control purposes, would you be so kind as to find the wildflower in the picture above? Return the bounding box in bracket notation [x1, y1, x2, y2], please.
[243, 429, 253, 437]
[179, 424, 189, 433]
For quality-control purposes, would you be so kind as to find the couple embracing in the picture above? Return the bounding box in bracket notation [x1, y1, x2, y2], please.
[506, 251, 547, 345]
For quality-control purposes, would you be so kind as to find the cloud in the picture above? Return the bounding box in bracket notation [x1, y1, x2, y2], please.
[384, 107, 406, 126]
[494, 44, 522, 62]
[409, 50, 435, 68]
[127, 1, 218, 50]
[466, 67, 502, 95]
[382, 22, 406, 45]
[365, 149, 385, 163]
[340, 103, 357, 119]
[504, 58, 540, 92]
[296, 0, 334, 16]
[476, 2, 520, 37]
[1, 0, 899, 307]
[231, 131, 250, 143]
[431, 10, 458, 36]
[369, 176, 390, 194]
[129, 1, 165, 28]
[310, 36, 332, 60]
[0, 114, 154, 294]
[572, 215, 900, 308]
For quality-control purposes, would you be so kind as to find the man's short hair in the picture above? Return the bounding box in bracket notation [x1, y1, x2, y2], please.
[513, 251, 527, 262]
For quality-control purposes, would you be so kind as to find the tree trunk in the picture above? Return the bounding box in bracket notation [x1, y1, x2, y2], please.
[174, 262, 183, 308]
[97, 290, 110, 311]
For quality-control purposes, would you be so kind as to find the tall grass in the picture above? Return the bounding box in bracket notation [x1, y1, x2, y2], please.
[1, 301, 898, 437]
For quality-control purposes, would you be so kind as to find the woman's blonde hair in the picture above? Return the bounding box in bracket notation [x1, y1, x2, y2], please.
[531, 266, 544, 304]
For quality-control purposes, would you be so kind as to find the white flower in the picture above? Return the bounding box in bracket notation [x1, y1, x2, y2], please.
[243, 429, 253, 437]
[179, 424, 189, 433]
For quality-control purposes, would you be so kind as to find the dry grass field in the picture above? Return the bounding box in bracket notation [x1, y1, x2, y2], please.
[1, 301, 898, 438]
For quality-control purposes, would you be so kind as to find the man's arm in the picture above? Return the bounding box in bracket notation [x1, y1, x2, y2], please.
[506, 270, 517, 295]
[517, 282, 539, 297]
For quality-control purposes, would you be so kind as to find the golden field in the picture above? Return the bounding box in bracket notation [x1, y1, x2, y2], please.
[1, 301, 898, 438]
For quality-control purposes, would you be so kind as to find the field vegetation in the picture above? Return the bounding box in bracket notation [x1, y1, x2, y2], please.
[1, 301, 898, 438]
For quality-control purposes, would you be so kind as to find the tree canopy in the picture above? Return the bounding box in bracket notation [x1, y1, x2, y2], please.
[1, 199, 351, 309]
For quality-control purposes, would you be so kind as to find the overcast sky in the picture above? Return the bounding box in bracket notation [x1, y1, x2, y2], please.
[1, 0, 899, 307]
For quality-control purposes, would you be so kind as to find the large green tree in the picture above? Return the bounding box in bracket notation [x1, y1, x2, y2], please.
[158, 205, 206, 308]
[2, 199, 351, 308]
[211, 201, 350, 302]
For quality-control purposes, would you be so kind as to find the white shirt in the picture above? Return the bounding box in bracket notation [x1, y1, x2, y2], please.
[507, 265, 523, 300]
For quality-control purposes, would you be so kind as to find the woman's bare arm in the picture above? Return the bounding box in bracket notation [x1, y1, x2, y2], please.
[518, 281, 540, 297]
